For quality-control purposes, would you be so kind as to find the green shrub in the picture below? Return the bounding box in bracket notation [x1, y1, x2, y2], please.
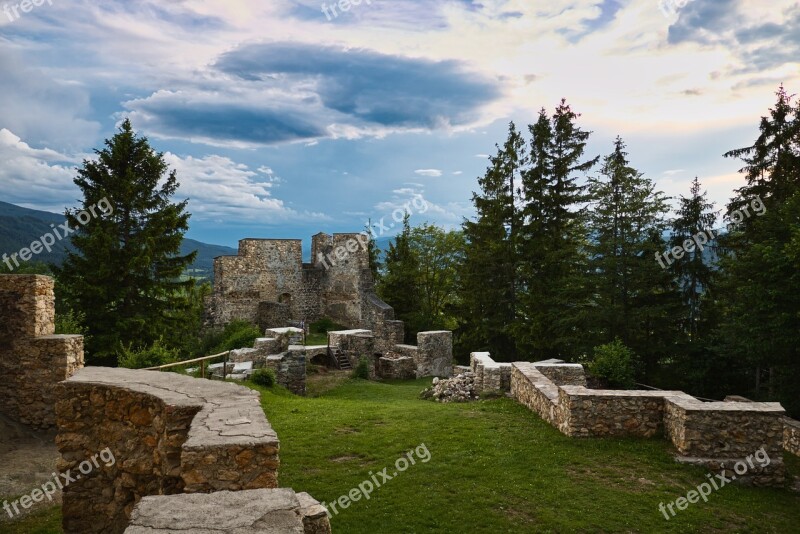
[118, 338, 180, 369]
[589, 338, 638, 389]
[55, 309, 89, 336]
[251, 368, 276, 387]
[202, 320, 262, 354]
[352, 357, 371, 380]
[309, 317, 346, 334]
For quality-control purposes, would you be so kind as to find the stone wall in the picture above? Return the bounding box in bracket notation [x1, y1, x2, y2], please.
[507, 357, 788, 486]
[470, 352, 512, 392]
[0, 275, 84, 430]
[125, 489, 331, 534]
[416, 331, 453, 378]
[56, 368, 282, 533]
[377, 355, 417, 380]
[784, 417, 800, 457]
[264, 348, 307, 396]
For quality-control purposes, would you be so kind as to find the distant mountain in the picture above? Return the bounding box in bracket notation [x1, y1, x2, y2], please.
[0, 200, 236, 278]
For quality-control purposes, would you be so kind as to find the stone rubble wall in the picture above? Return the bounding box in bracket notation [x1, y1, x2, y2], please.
[470, 352, 512, 392]
[507, 356, 787, 487]
[124, 488, 331, 534]
[415, 331, 453, 378]
[784, 417, 800, 457]
[377, 355, 417, 380]
[533, 362, 587, 386]
[0, 275, 84, 430]
[56, 368, 282, 533]
[264, 347, 307, 396]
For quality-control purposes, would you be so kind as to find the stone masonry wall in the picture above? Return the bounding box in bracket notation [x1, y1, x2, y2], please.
[507, 356, 787, 486]
[56, 368, 281, 534]
[0, 275, 84, 429]
[416, 331, 453, 378]
[470, 352, 512, 392]
[784, 418, 800, 457]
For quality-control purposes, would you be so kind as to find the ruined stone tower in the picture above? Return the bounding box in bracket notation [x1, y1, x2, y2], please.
[204, 232, 404, 344]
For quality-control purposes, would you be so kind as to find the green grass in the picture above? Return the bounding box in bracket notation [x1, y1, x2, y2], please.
[305, 332, 328, 346]
[252, 377, 800, 533]
[4, 377, 798, 533]
[0, 502, 61, 533]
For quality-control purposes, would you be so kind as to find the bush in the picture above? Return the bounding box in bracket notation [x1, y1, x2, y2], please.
[118, 338, 180, 369]
[309, 317, 346, 334]
[55, 309, 89, 336]
[202, 320, 262, 354]
[588, 338, 638, 389]
[352, 357, 371, 380]
[251, 368, 276, 387]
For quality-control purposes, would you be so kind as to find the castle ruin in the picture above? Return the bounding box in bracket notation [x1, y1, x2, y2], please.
[205, 232, 405, 350]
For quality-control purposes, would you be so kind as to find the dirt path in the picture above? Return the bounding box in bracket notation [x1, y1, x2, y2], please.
[0, 414, 61, 522]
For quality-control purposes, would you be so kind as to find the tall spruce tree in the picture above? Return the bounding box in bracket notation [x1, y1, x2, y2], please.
[586, 138, 678, 375]
[377, 213, 420, 343]
[516, 101, 598, 360]
[670, 177, 718, 340]
[458, 122, 525, 361]
[55, 119, 196, 364]
[716, 86, 800, 411]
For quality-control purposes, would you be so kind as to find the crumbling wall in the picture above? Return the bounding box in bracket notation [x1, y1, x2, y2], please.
[56, 368, 281, 533]
[507, 356, 787, 487]
[206, 233, 403, 353]
[416, 331, 453, 378]
[0, 275, 83, 430]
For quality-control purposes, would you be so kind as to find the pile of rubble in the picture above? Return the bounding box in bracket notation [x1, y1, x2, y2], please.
[421, 372, 479, 403]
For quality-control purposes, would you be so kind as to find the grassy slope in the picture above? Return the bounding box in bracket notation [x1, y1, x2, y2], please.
[254, 377, 800, 533]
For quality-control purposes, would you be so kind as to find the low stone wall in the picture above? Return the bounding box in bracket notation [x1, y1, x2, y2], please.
[785, 417, 800, 457]
[125, 489, 331, 534]
[0, 275, 84, 430]
[377, 355, 416, 380]
[470, 352, 512, 392]
[532, 361, 586, 386]
[509, 358, 788, 486]
[264, 348, 307, 395]
[559, 386, 671, 437]
[56, 368, 282, 533]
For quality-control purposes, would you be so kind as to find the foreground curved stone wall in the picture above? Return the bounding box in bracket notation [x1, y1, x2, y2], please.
[56, 368, 282, 533]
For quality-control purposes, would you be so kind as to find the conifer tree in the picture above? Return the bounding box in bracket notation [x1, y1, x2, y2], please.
[586, 138, 677, 374]
[458, 122, 525, 360]
[54, 119, 196, 364]
[717, 86, 800, 409]
[516, 101, 598, 360]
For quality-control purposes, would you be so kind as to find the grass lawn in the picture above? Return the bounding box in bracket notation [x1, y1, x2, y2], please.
[253, 376, 800, 533]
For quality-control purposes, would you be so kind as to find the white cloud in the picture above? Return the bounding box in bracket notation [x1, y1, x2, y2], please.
[0, 129, 80, 212]
[415, 169, 443, 177]
[163, 153, 328, 223]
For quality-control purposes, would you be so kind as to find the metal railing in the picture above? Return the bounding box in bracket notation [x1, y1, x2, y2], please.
[144, 351, 231, 379]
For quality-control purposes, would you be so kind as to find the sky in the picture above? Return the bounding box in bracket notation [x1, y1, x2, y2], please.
[1, 0, 797, 249]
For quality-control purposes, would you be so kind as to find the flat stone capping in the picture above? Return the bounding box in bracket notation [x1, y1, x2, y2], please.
[124, 488, 331, 534]
[57, 368, 281, 533]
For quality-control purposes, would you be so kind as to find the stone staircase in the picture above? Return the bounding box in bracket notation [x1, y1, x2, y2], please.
[331, 348, 351, 370]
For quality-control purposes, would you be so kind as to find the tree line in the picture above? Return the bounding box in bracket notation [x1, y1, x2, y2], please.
[377, 87, 800, 416]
